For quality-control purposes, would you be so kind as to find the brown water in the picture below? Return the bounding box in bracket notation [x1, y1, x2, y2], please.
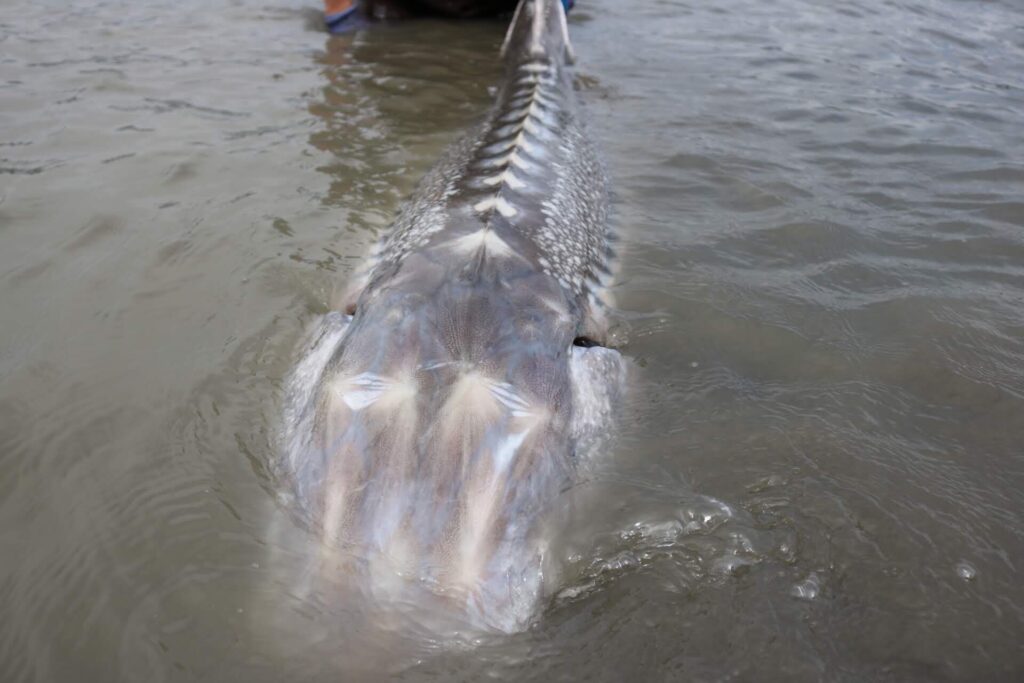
[2, 0, 1024, 680]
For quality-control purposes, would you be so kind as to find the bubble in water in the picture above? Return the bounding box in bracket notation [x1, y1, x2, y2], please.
[712, 553, 754, 577]
[777, 541, 796, 564]
[747, 474, 788, 493]
[955, 561, 977, 582]
[791, 572, 821, 600]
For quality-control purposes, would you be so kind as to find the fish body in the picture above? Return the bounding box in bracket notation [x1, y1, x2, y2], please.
[281, 0, 623, 632]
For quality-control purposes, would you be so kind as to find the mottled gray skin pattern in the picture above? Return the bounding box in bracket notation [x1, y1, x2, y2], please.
[281, 0, 622, 633]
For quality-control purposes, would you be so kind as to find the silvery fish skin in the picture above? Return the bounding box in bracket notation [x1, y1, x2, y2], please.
[280, 0, 624, 633]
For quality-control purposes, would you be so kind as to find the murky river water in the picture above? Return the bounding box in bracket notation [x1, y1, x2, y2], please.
[2, 0, 1023, 680]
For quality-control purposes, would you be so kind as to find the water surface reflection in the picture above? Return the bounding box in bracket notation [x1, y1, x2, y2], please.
[1, 0, 1022, 680]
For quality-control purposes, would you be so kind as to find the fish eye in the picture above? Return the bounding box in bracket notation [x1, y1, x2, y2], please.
[572, 336, 601, 348]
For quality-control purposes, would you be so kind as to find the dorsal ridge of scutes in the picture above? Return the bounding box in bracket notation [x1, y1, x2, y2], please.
[500, 0, 575, 66]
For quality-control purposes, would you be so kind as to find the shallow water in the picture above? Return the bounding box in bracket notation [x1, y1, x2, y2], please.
[2, 0, 1023, 680]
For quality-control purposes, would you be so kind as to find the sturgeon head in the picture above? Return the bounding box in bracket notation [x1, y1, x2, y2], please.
[281, 0, 623, 633]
